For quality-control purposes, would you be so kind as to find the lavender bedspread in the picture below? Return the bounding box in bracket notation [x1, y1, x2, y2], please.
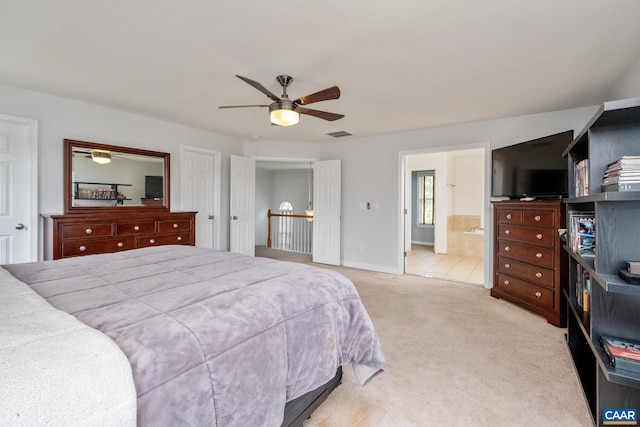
[3, 245, 385, 426]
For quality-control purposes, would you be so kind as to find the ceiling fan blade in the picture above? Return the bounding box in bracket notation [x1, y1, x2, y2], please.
[298, 107, 344, 121]
[235, 75, 281, 102]
[219, 104, 269, 109]
[294, 86, 340, 106]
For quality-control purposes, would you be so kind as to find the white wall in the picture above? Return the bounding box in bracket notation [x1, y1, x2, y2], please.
[609, 55, 640, 101]
[0, 83, 243, 258]
[0, 81, 608, 273]
[452, 152, 484, 217]
[318, 106, 599, 275]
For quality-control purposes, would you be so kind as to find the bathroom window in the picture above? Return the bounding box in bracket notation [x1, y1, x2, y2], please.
[417, 171, 435, 225]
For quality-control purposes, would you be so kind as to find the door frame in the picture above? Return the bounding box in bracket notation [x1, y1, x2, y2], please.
[398, 143, 491, 287]
[0, 113, 38, 261]
[179, 145, 221, 250]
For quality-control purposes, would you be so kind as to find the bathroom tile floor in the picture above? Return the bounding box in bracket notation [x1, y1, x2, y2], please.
[406, 244, 485, 285]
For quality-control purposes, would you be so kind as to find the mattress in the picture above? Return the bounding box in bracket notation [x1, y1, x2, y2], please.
[1, 245, 385, 426]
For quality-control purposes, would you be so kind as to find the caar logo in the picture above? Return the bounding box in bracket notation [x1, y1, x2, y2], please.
[603, 409, 638, 425]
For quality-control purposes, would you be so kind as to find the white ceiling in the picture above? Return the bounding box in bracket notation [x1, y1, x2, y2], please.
[2, 1, 640, 143]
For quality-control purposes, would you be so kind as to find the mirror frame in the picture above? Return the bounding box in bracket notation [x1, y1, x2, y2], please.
[64, 139, 171, 213]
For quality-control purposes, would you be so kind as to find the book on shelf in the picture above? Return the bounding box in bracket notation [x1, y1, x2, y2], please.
[574, 263, 591, 312]
[602, 156, 640, 192]
[601, 335, 640, 374]
[574, 159, 589, 197]
[602, 182, 640, 192]
[569, 211, 595, 257]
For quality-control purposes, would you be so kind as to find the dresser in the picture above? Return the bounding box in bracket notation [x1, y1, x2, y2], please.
[491, 200, 567, 327]
[43, 211, 197, 260]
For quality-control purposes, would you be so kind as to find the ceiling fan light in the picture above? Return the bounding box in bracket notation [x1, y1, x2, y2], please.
[91, 150, 111, 164]
[270, 107, 300, 127]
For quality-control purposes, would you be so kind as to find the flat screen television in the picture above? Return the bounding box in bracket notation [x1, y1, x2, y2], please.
[491, 130, 572, 199]
[145, 175, 163, 199]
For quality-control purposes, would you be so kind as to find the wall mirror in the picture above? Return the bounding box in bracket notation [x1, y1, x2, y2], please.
[64, 139, 170, 213]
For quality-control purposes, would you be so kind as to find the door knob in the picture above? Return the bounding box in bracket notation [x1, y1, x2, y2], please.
[230, 215, 238, 220]
[15, 223, 25, 230]
[208, 215, 214, 219]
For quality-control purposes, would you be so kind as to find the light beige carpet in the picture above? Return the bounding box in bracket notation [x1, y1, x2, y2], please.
[256, 248, 593, 427]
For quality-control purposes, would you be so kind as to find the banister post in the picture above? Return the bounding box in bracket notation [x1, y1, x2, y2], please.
[267, 209, 272, 248]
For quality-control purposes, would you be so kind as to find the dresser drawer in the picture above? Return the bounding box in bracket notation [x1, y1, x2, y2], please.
[497, 224, 554, 247]
[137, 232, 192, 247]
[497, 240, 554, 268]
[158, 220, 192, 233]
[116, 221, 156, 235]
[496, 210, 522, 224]
[495, 273, 554, 309]
[497, 255, 554, 287]
[523, 210, 555, 227]
[61, 237, 137, 257]
[61, 223, 113, 239]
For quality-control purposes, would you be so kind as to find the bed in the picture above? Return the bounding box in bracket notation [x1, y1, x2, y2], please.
[0, 245, 385, 426]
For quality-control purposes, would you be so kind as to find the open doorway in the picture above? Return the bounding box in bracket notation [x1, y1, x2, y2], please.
[403, 148, 486, 284]
[255, 160, 314, 262]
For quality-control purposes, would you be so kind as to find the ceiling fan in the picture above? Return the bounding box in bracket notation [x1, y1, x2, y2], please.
[219, 75, 344, 126]
[72, 149, 128, 164]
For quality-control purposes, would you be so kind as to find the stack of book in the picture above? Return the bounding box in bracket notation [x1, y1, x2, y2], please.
[601, 335, 640, 374]
[602, 156, 640, 192]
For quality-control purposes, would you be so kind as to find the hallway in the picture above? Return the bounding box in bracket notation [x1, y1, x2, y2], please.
[406, 244, 484, 285]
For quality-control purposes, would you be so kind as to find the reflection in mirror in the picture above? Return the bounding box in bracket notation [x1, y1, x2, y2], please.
[64, 139, 170, 213]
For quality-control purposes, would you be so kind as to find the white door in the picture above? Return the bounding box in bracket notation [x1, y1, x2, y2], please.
[229, 155, 255, 256]
[312, 159, 341, 265]
[403, 157, 412, 272]
[180, 146, 220, 249]
[0, 114, 38, 264]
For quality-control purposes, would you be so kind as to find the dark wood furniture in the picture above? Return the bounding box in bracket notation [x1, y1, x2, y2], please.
[491, 199, 567, 327]
[563, 97, 640, 425]
[44, 139, 196, 260]
[43, 211, 196, 260]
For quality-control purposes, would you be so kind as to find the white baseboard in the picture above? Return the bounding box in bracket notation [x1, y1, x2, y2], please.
[342, 260, 400, 275]
[411, 241, 433, 246]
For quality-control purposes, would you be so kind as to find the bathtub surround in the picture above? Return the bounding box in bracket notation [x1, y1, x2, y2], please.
[447, 215, 484, 260]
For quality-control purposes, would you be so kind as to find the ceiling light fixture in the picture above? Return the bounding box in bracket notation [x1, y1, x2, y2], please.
[91, 149, 111, 164]
[269, 100, 300, 127]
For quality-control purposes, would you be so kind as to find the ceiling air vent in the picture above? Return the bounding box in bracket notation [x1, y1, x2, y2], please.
[326, 131, 352, 138]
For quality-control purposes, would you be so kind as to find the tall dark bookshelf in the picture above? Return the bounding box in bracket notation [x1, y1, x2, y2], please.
[563, 97, 640, 426]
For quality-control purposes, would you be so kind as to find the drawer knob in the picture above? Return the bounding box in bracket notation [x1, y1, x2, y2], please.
[535, 291, 542, 298]
[504, 280, 510, 285]
[506, 214, 512, 219]
[117, 242, 124, 248]
[134, 225, 140, 231]
[149, 239, 155, 244]
[79, 245, 86, 252]
[504, 263, 510, 269]
[536, 272, 542, 278]
[534, 215, 541, 221]
[177, 236, 182, 241]
[536, 252, 543, 258]
[504, 229, 511, 235]
[504, 246, 510, 252]
[85, 228, 92, 234]
[173, 223, 179, 229]
[536, 233, 543, 239]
